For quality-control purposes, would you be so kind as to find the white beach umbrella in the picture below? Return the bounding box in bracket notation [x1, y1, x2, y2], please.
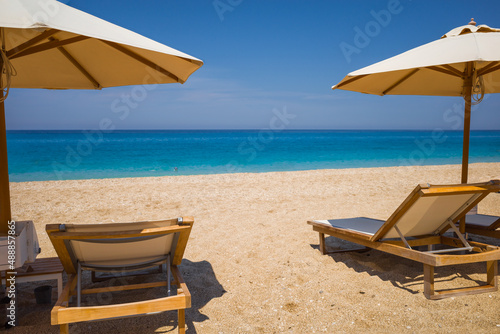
[333, 19, 500, 186]
[0, 0, 203, 234]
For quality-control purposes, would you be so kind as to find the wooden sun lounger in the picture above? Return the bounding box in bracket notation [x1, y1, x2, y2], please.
[464, 208, 500, 238]
[308, 180, 500, 300]
[46, 217, 194, 334]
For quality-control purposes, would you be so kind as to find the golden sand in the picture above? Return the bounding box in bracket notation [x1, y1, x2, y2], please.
[5, 163, 500, 333]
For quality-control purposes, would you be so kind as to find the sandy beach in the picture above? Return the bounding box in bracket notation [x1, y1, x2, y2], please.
[4, 162, 500, 333]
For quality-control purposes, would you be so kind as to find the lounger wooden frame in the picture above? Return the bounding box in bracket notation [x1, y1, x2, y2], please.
[308, 181, 500, 300]
[46, 216, 194, 334]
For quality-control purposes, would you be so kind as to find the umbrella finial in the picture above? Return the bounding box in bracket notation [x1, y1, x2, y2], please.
[469, 18, 476, 26]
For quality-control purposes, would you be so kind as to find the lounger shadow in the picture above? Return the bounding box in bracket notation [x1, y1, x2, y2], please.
[308, 180, 500, 300]
[46, 216, 194, 333]
[316, 236, 493, 295]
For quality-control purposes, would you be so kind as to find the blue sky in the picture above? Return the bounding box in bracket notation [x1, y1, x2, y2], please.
[5, 0, 500, 130]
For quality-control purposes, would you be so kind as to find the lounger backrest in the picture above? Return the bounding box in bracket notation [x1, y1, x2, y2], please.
[46, 217, 194, 274]
[66, 221, 177, 269]
[372, 181, 500, 241]
[382, 193, 480, 239]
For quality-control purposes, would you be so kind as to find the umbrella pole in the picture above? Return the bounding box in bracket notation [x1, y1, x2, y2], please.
[459, 63, 473, 234]
[461, 82, 472, 185]
[0, 30, 10, 235]
[459, 92, 472, 234]
[0, 93, 11, 235]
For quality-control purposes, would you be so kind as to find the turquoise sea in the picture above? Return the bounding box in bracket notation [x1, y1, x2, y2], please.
[6, 130, 500, 182]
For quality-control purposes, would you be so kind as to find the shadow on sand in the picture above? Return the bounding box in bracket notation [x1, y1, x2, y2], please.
[131, 259, 226, 334]
[135, 259, 226, 334]
[181, 259, 226, 333]
[0, 259, 225, 334]
[310, 235, 494, 296]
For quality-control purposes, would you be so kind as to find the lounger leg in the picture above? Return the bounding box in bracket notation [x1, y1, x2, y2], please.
[423, 264, 435, 299]
[319, 233, 326, 255]
[487, 260, 498, 288]
[167, 256, 171, 297]
[178, 309, 185, 334]
[57, 273, 63, 298]
[60, 324, 69, 334]
[77, 262, 82, 307]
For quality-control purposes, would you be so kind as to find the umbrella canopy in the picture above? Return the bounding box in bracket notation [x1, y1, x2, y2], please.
[332, 19, 500, 233]
[1, 0, 202, 89]
[333, 21, 500, 96]
[0, 0, 203, 234]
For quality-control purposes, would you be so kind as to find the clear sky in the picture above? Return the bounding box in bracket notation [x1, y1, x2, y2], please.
[5, 0, 500, 130]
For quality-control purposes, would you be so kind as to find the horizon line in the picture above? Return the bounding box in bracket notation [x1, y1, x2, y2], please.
[6, 128, 500, 132]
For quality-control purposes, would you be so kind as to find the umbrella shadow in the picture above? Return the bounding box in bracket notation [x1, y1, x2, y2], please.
[311, 236, 493, 296]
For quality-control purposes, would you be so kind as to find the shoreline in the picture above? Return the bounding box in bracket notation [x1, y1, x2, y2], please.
[9, 161, 500, 184]
[7, 162, 500, 333]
